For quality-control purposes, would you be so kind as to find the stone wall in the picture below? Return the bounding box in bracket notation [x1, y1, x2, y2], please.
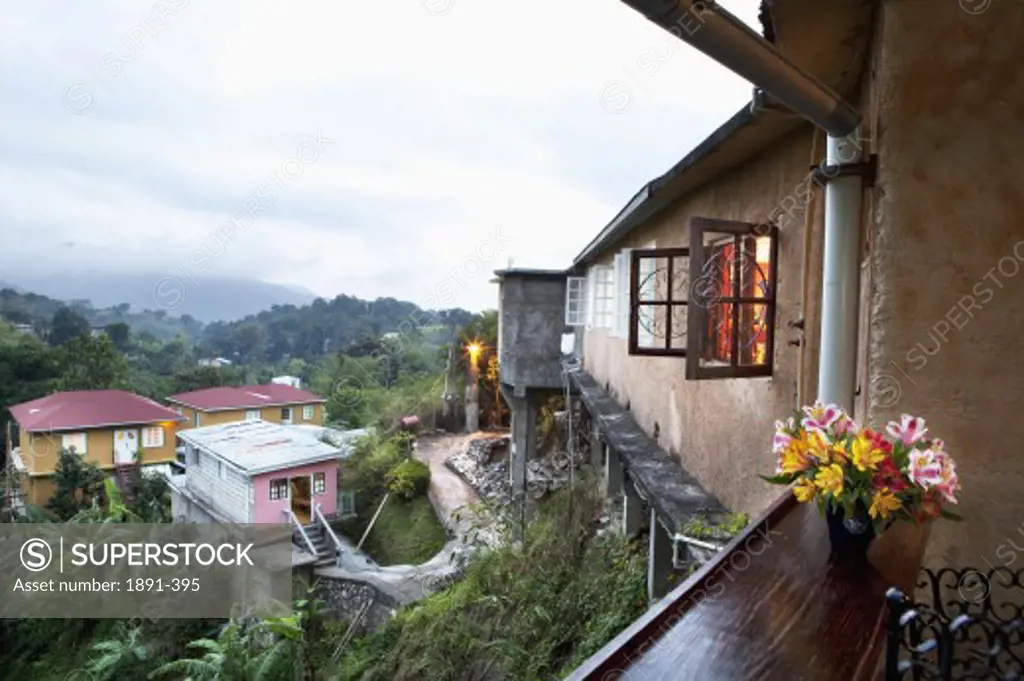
[314, 577, 399, 635]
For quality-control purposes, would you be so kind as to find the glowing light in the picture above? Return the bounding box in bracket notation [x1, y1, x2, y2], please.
[466, 342, 482, 360]
[756, 237, 771, 264]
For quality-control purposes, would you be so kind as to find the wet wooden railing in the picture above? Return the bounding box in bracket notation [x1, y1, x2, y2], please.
[567, 493, 928, 681]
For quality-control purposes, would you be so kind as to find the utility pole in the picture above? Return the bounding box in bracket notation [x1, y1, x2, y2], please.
[441, 327, 457, 425]
[465, 343, 480, 433]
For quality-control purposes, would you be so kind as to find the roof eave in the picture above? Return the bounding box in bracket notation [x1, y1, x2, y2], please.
[166, 397, 327, 412]
[21, 416, 188, 433]
[573, 105, 761, 267]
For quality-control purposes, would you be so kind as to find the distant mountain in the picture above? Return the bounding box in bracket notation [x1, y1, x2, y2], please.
[198, 295, 475, 364]
[5, 271, 316, 323]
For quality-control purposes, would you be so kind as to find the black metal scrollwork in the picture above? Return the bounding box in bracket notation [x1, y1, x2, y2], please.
[886, 567, 1024, 680]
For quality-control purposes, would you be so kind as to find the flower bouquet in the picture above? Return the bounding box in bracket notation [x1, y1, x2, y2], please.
[762, 403, 962, 554]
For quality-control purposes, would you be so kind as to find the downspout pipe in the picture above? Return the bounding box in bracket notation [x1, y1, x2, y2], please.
[618, 0, 860, 137]
[817, 131, 865, 411]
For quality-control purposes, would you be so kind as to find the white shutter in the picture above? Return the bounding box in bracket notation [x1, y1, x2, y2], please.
[565, 277, 586, 326]
[585, 268, 596, 329]
[612, 250, 632, 338]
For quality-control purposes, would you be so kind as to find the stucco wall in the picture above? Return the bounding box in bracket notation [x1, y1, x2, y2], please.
[582, 127, 817, 515]
[868, 0, 1024, 570]
[252, 460, 337, 523]
[174, 403, 324, 430]
[498, 276, 569, 392]
[19, 424, 177, 473]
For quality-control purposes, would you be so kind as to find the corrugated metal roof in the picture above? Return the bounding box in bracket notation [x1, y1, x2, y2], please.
[167, 384, 326, 411]
[10, 390, 186, 432]
[178, 420, 346, 475]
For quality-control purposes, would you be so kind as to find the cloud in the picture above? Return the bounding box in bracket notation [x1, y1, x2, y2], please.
[0, 0, 761, 313]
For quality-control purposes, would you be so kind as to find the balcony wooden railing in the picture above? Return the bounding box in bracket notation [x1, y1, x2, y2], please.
[567, 493, 929, 680]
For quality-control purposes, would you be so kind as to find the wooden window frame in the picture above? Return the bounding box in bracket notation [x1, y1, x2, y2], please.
[270, 478, 288, 501]
[686, 217, 779, 380]
[313, 472, 326, 494]
[303, 404, 315, 421]
[628, 248, 689, 357]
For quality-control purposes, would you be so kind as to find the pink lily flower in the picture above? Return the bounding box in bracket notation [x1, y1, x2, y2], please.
[886, 414, 929, 447]
[908, 448, 943, 487]
[773, 431, 793, 455]
[934, 450, 960, 504]
[802, 402, 843, 433]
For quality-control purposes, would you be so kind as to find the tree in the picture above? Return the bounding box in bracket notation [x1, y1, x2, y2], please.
[46, 449, 105, 520]
[48, 306, 90, 346]
[0, 330, 59, 407]
[56, 334, 129, 391]
[171, 365, 226, 394]
[105, 322, 132, 352]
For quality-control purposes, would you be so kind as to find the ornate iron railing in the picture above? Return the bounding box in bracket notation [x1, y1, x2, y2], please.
[885, 567, 1024, 680]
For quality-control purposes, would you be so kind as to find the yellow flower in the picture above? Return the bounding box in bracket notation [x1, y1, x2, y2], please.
[869, 489, 902, 520]
[780, 440, 812, 474]
[805, 430, 833, 463]
[814, 464, 845, 497]
[793, 477, 817, 503]
[850, 435, 886, 472]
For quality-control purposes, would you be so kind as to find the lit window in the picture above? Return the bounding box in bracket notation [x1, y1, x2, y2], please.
[313, 472, 326, 494]
[270, 478, 288, 501]
[624, 218, 779, 380]
[141, 426, 164, 448]
[61, 432, 87, 455]
[687, 218, 778, 379]
[303, 405, 315, 421]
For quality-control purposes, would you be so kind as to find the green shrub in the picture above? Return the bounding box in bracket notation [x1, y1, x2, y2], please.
[385, 459, 430, 500]
[337, 482, 648, 681]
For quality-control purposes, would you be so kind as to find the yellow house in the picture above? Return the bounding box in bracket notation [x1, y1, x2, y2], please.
[7, 390, 186, 506]
[167, 384, 327, 431]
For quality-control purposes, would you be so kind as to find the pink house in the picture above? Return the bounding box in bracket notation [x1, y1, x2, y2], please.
[169, 420, 356, 539]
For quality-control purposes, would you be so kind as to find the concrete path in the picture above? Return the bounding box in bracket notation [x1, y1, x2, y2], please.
[414, 434, 484, 526]
[314, 433, 507, 606]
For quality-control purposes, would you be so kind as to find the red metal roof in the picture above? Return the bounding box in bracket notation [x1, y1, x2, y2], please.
[167, 384, 326, 411]
[10, 390, 186, 432]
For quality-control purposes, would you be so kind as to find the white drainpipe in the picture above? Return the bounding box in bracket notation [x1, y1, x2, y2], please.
[817, 132, 865, 411]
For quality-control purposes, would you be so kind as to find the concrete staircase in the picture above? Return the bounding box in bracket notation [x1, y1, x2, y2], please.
[299, 522, 337, 567]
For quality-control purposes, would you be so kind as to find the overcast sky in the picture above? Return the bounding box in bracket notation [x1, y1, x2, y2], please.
[0, 0, 761, 313]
